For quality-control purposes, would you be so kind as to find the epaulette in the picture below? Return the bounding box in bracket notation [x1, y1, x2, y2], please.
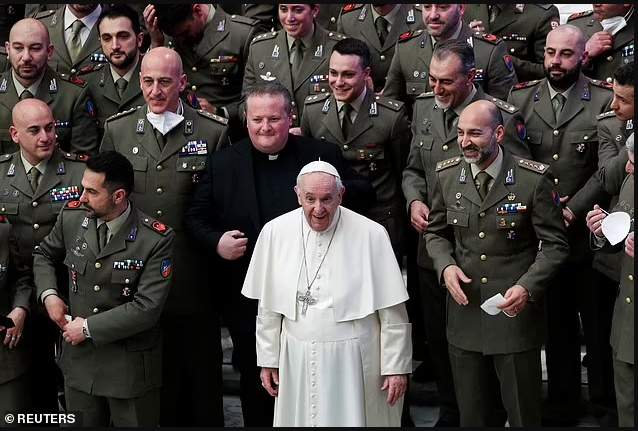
[105, 106, 141, 123]
[197, 109, 229, 125]
[63, 152, 90, 163]
[375, 96, 404, 112]
[76, 63, 105, 76]
[341, 4, 363, 13]
[34, 9, 56, 20]
[535, 4, 553, 10]
[305, 92, 331, 104]
[511, 80, 540, 91]
[589, 78, 613, 90]
[596, 110, 617, 120]
[252, 31, 278, 44]
[0, 153, 13, 163]
[65, 201, 84, 209]
[488, 97, 519, 114]
[0, 46, 6, 56]
[474, 32, 502, 44]
[517, 157, 548, 174]
[327, 31, 347, 42]
[229, 14, 259, 26]
[416, 91, 435, 99]
[142, 217, 173, 236]
[399, 29, 423, 42]
[567, 10, 593, 21]
[435, 156, 463, 172]
[58, 73, 87, 87]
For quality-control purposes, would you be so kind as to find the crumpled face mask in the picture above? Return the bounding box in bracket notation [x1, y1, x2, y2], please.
[600, 15, 627, 36]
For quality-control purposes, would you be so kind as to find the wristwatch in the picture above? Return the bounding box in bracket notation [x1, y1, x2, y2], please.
[82, 319, 91, 339]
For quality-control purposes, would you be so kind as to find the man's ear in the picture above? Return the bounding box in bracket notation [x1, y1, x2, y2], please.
[113, 189, 128, 205]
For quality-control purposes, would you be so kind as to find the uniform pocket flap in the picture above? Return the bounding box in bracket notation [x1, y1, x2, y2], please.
[176, 155, 206, 171]
[496, 214, 524, 229]
[64, 253, 87, 275]
[569, 129, 598, 144]
[414, 134, 434, 150]
[406, 82, 427, 96]
[0, 202, 19, 215]
[128, 154, 148, 172]
[447, 210, 469, 227]
[526, 131, 542, 145]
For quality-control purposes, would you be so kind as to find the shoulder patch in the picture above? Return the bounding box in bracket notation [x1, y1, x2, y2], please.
[143, 218, 173, 236]
[63, 152, 90, 163]
[596, 110, 617, 120]
[416, 91, 435, 99]
[58, 73, 87, 87]
[105, 106, 142, 123]
[474, 32, 501, 44]
[342, 4, 363, 13]
[76, 63, 105, 76]
[488, 97, 519, 113]
[34, 10, 56, 20]
[517, 158, 548, 174]
[229, 13, 260, 26]
[0, 153, 13, 163]
[399, 30, 422, 42]
[375, 96, 404, 111]
[65, 200, 83, 209]
[197, 109, 229, 125]
[567, 10, 594, 21]
[305, 92, 331, 104]
[252, 31, 278, 44]
[589, 79, 613, 90]
[0, 215, 4, 223]
[436, 156, 463, 172]
[512, 80, 540, 90]
[327, 31, 347, 42]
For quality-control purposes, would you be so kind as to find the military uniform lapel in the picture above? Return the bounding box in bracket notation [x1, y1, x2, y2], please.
[481, 152, 513, 211]
[52, 9, 72, 66]
[193, 10, 230, 64]
[460, 167, 483, 207]
[34, 68, 57, 105]
[119, 62, 143, 107]
[97, 210, 134, 259]
[159, 120, 189, 163]
[138, 118, 163, 160]
[532, 83, 557, 127]
[489, 6, 519, 34]
[76, 23, 101, 64]
[0, 72, 20, 111]
[7, 158, 34, 199]
[386, 7, 411, 50]
[359, 8, 383, 52]
[101, 69, 121, 105]
[33, 152, 63, 200]
[293, 27, 329, 92]
[556, 75, 587, 128]
[322, 96, 344, 142]
[346, 90, 375, 143]
[271, 32, 293, 91]
[418, 36, 434, 72]
[83, 218, 100, 257]
[431, 105, 447, 141]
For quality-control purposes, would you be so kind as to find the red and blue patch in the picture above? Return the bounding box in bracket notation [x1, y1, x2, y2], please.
[161, 259, 172, 278]
[504, 55, 514, 72]
[187, 92, 200, 109]
[517, 123, 527, 140]
[87, 100, 96, 117]
[552, 189, 561, 206]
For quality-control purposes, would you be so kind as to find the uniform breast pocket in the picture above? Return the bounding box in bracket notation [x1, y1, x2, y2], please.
[209, 61, 239, 84]
[111, 270, 141, 300]
[447, 210, 469, 228]
[176, 155, 207, 191]
[504, 38, 528, 57]
[414, 134, 434, 151]
[64, 253, 87, 296]
[127, 154, 148, 194]
[406, 81, 428, 97]
[0, 202, 19, 216]
[569, 129, 598, 167]
[308, 81, 330, 95]
[526, 131, 542, 146]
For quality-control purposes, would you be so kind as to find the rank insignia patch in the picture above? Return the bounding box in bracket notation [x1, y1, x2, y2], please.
[161, 259, 173, 278]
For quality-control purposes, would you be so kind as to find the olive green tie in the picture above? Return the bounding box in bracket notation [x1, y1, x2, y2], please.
[115, 78, 128, 99]
[20, 90, 34, 100]
[552, 93, 566, 121]
[97, 222, 108, 252]
[476, 171, 491, 201]
[28, 167, 41, 192]
[68, 19, 85, 63]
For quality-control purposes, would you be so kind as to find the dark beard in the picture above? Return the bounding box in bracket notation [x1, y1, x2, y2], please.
[545, 62, 582, 91]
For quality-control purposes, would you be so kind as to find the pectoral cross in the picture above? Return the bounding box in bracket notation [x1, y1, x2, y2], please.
[297, 290, 316, 316]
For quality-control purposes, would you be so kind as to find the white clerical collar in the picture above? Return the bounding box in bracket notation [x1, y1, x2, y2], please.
[146, 100, 185, 135]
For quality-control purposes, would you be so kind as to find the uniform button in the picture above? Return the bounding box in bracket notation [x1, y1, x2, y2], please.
[629, 274, 634, 281]
[71, 263, 75, 269]
[70, 68, 77, 74]
[92, 307, 99, 314]
[510, 48, 515, 53]
[0, 207, 4, 212]
[222, 68, 227, 73]
[626, 297, 632, 304]
[411, 87, 416, 92]
[343, 144, 349, 150]
[478, 231, 485, 239]
[453, 218, 458, 224]
[552, 154, 559, 160]
[292, 114, 298, 120]
[33, 223, 40, 230]
[156, 165, 163, 171]
[479, 212, 486, 218]
[32, 201, 39, 207]
[191, 85, 197, 91]
[95, 262, 101, 269]
[607, 56, 613, 62]
[419, 141, 423, 147]
[583, 135, 589, 140]
[480, 254, 487, 261]
[330, 16, 336, 23]
[157, 210, 163, 217]
[93, 285, 100, 292]
[321, 88, 326, 92]
[442, 144, 449, 152]
[553, 130, 559, 136]
[510, 222, 516, 227]
[292, 101, 296, 106]
[481, 277, 488, 284]
[554, 178, 559, 185]
[192, 67, 197, 73]
[606, 77, 613, 84]
[380, 55, 386, 61]
[156, 188, 163, 194]
[125, 278, 130, 284]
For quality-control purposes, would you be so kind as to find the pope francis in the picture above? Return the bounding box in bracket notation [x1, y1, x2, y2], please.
[242, 160, 413, 427]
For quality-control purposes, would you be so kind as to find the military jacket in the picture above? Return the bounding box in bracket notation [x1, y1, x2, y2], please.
[0, 67, 99, 155]
[425, 149, 569, 354]
[336, 4, 425, 92]
[383, 24, 518, 109]
[568, 10, 634, 84]
[33, 202, 175, 398]
[240, 25, 347, 127]
[464, 4, 560, 82]
[0, 47, 7, 73]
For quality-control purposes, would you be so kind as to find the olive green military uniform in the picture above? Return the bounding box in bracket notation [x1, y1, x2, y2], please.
[0, 67, 99, 156]
[425, 150, 569, 427]
[83, 61, 146, 142]
[464, 4, 560, 82]
[167, 7, 259, 133]
[240, 26, 347, 127]
[336, 4, 425, 92]
[0, 215, 33, 419]
[34, 7, 106, 78]
[383, 25, 518, 111]
[0, 47, 8, 73]
[508, 74, 614, 422]
[24, 4, 63, 18]
[568, 10, 634, 84]
[33, 201, 174, 427]
[301, 89, 411, 257]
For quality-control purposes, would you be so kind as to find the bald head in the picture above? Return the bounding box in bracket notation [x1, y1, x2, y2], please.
[463, 100, 503, 130]
[141, 46, 183, 76]
[9, 18, 50, 46]
[12, 98, 53, 127]
[10, 99, 57, 165]
[140, 47, 187, 114]
[547, 24, 586, 54]
[457, 101, 504, 169]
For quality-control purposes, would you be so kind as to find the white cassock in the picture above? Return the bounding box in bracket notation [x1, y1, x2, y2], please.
[242, 206, 413, 427]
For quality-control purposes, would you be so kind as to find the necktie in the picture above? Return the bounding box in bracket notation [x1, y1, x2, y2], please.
[28, 167, 41, 192]
[155, 127, 166, 150]
[20, 90, 34, 100]
[68, 19, 85, 63]
[476, 171, 491, 201]
[375, 16, 389, 46]
[489, 5, 501, 23]
[115, 78, 128, 99]
[291, 39, 305, 86]
[552, 93, 566, 121]
[341, 103, 354, 140]
[97, 223, 108, 252]
[444, 109, 458, 137]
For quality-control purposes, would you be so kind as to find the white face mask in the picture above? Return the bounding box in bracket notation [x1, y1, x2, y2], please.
[600, 16, 627, 36]
[146, 102, 184, 135]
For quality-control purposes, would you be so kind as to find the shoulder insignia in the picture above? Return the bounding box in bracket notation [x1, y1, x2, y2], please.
[342, 4, 362, 13]
[1, 153, 13, 163]
[436, 156, 463, 172]
[0, 46, 6, 56]
[597, 111, 617, 120]
[63, 152, 90, 163]
[58, 73, 87, 87]
[105, 106, 141, 122]
[416, 91, 435, 99]
[229, 13, 260, 26]
[252, 31, 278, 43]
[143, 218, 173, 236]
[327, 31, 347, 41]
[567, 10, 594, 21]
[197, 109, 229, 125]
[77, 63, 105, 75]
[399, 30, 416, 41]
[489, 97, 518, 113]
[375, 96, 404, 111]
[65, 200, 83, 209]
[474, 32, 501, 44]
[305, 92, 331, 104]
[517, 158, 548, 174]
[512, 80, 540, 90]
[536, 4, 553, 10]
[589, 78, 613, 90]
[34, 10, 56, 20]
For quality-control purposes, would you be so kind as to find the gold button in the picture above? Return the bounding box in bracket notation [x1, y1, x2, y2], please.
[125, 278, 130, 284]
[626, 297, 632, 304]
[478, 231, 485, 239]
[607, 56, 613, 62]
[156, 188, 163, 194]
[380, 55, 386, 61]
[553, 130, 559, 136]
[480, 254, 487, 261]
[157, 210, 163, 217]
[606, 77, 613, 84]
[481, 277, 488, 284]
[92, 307, 99, 314]
[222, 68, 227, 73]
[93, 285, 100, 292]
[553, 154, 559, 160]
[191, 67, 197, 72]
[70, 68, 77, 75]
[554, 178, 559, 185]
[629, 274, 634, 281]
[33, 223, 40, 230]
[442, 145, 449, 152]
[343, 145, 349, 150]
[32, 201, 39, 207]
[479, 212, 486, 218]
[71, 263, 75, 269]
[510, 48, 515, 53]
[191, 85, 197, 91]
[510, 222, 516, 227]
[156, 165, 163, 171]
[95, 262, 101, 269]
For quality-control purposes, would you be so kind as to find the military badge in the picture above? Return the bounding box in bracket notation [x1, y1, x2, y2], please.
[517, 123, 526, 140]
[399, 31, 414, 41]
[87, 100, 96, 117]
[67, 200, 82, 208]
[122, 287, 131, 297]
[187, 92, 201, 109]
[161, 259, 173, 278]
[550, 20, 559, 29]
[152, 221, 168, 233]
[552, 189, 561, 206]
[503, 55, 514, 72]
